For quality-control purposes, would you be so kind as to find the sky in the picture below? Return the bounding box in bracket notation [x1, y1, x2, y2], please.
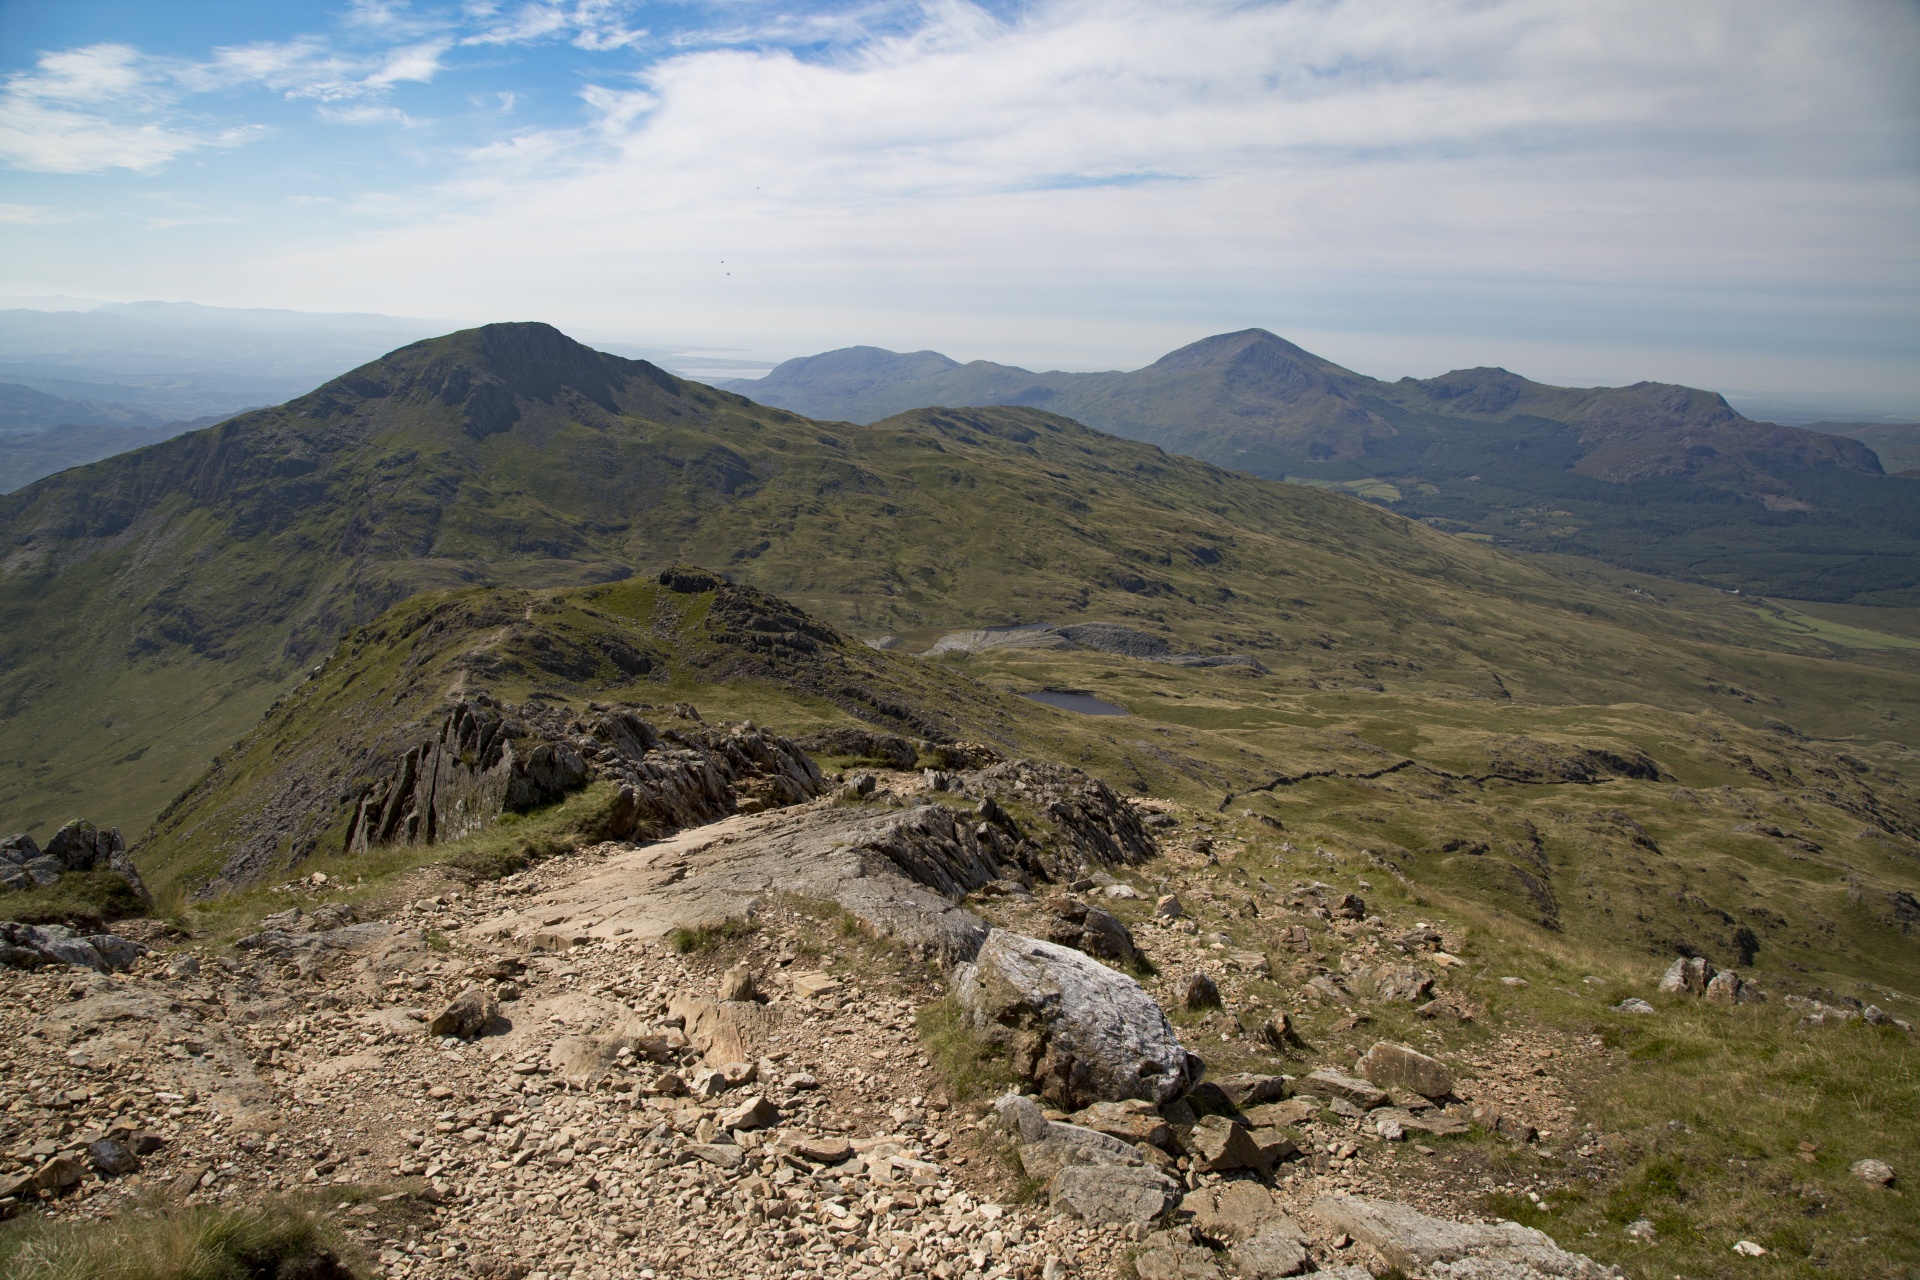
[1, 0, 1917, 404]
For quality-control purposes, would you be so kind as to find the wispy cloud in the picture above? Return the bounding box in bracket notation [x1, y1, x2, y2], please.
[0, 44, 260, 173]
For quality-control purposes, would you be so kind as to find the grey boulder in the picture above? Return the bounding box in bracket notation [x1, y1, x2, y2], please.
[1049, 1163, 1181, 1224]
[1658, 956, 1714, 995]
[955, 929, 1194, 1108]
[1357, 1041, 1455, 1100]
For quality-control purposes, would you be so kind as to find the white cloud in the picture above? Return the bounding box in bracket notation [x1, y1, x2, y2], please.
[0, 43, 254, 173]
[258, 0, 1911, 384]
[462, 1, 647, 51]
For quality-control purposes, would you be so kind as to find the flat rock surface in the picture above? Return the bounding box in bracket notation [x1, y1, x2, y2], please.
[464, 800, 994, 960]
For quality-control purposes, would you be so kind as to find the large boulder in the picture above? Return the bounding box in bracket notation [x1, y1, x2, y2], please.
[954, 929, 1195, 1108]
[1357, 1041, 1455, 1100]
[3, 821, 150, 905]
[427, 985, 499, 1039]
[1311, 1195, 1622, 1278]
[1305, 1068, 1388, 1110]
[1050, 1163, 1181, 1224]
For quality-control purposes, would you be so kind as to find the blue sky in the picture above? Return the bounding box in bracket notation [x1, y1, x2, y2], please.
[1, 0, 1917, 402]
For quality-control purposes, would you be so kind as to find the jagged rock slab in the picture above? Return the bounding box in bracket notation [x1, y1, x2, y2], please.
[1311, 1195, 1622, 1278]
[957, 929, 1195, 1108]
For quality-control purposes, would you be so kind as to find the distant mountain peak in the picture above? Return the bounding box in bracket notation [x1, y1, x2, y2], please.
[1144, 328, 1346, 374]
[304, 321, 683, 439]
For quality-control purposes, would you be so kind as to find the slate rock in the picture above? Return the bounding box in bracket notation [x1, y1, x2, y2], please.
[1358, 1041, 1454, 1100]
[0, 833, 40, 865]
[1183, 1181, 1299, 1243]
[1072, 1099, 1172, 1148]
[1612, 998, 1656, 1015]
[717, 964, 758, 1001]
[1018, 1122, 1144, 1183]
[1183, 972, 1221, 1011]
[427, 985, 499, 1039]
[955, 929, 1195, 1107]
[668, 993, 782, 1066]
[1851, 1158, 1895, 1185]
[1231, 1229, 1310, 1279]
[793, 1135, 852, 1164]
[35, 1155, 86, 1191]
[1305, 1068, 1388, 1110]
[88, 1139, 139, 1176]
[1049, 1162, 1181, 1224]
[1705, 970, 1763, 1004]
[1371, 964, 1435, 1003]
[1132, 1238, 1222, 1280]
[1185, 1114, 1264, 1172]
[719, 1095, 780, 1131]
[0, 922, 147, 973]
[1312, 1195, 1621, 1277]
[687, 1143, 745, 1169]
[1046, 900, 1140, 964]
[1213, 1072, 1289, 1109]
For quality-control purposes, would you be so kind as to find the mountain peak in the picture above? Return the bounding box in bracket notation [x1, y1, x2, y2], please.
[1144, 328, 1342, 375]
[305, 322, 684, 439]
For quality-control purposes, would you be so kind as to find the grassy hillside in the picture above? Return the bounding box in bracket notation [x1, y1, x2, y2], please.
[721, 331, 1919, 604]
[3, 321, 1918, 853]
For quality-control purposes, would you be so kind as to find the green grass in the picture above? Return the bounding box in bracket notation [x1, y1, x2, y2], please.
[666, 917, 758, 954]
[0, 1197, 358, 1280]
[1474, 986, 1919, 1279]
[0, 870, 150, 927]
[915, 994, 1022, 1104]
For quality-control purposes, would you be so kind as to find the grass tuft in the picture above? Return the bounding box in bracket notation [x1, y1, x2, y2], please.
[916, 994, 1020, 1103]
[666, 918, 758, 954]
[0, 1197, 357, 1280]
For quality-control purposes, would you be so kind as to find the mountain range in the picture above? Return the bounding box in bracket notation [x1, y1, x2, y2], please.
[718, 331, 1920, 604]
[2, 320, 1916, 848]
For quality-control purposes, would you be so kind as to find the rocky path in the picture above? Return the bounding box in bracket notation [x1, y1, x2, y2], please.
[1, 765, 1629, 1280]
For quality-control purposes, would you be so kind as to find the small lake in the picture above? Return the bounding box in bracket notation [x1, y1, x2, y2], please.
[1023, 689, 1129, 716]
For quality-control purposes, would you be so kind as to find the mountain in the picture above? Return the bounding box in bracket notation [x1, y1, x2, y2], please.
[720, 330, 1918, 604]
[1818, 421, 1920, 476]
[3, 322, 1918, 847]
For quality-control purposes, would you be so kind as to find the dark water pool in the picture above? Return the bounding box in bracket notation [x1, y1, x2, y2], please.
[1023, 689, 1129, 716]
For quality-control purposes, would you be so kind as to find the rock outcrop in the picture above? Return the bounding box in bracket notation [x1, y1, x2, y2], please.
[0, 821, 149, 904]
[0, 922, 149, 973]
[347, 699, 825, 855]
[956, 929, 1196, 1108]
